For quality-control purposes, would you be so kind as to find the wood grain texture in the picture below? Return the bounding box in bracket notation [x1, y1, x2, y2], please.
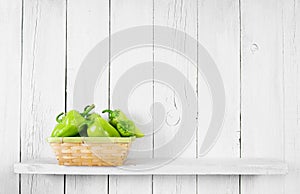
[241, 0, 285, 193]
[283, 0, 300, 193]
[109, 0, 153, 194]
[2, 0, 300, 193]
[21, 0, 66, 193]
[66, 0, 109, 193]
[0, 0, 22, 193]
[153, 0, 197, 193]
[197, 0, 240, 193]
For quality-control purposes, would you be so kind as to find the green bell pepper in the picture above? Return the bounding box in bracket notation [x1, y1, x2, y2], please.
[51, 104, 95, 137]
[102, 109, 144, 138]
[87, 113, 120, 137]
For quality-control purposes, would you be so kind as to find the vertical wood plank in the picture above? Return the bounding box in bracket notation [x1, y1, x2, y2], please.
[241, 0, 284, 193]
[21, 0, 66, 193]
[283, 0, 300, 193]
[197, 0, 240, 193]
[66, 0, 109, 193]
[109, 1, 153, 194]
[153, 0, 197, 193]
[0, 0, 22, 193]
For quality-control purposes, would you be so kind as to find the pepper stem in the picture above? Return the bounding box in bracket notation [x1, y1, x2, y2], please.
[81, 104, 95, 117]
[83, 105, 90, 111]
[102, 109, 113, 117]
[56, 112, 65, 123]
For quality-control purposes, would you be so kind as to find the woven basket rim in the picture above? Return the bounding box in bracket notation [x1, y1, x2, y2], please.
[47, 136, 135, 143]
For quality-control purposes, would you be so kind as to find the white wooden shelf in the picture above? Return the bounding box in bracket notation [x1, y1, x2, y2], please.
[14, 158, 288, 175]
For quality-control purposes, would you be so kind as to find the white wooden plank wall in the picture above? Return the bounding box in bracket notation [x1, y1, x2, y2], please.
[0, 0, 300, 194]
[153, 0, 197, 193]
[0, 0, 21, 193]
[66, 0, 109, 193]
[109, 0, 153, 193]
[197, 0, 240, 193]
[283, 0, 300, 193]
[20, 0, 65, 193]
[241, 0, 285, 193]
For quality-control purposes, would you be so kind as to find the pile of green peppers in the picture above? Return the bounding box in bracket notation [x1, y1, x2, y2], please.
[51, 104, 144, 138]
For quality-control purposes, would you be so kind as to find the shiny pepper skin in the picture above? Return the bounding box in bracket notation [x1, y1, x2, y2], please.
[86, 113, 120, 137]
[51, 104, 95, 137]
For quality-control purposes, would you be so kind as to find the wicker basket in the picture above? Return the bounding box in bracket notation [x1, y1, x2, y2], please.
[47, 137, 135, 166]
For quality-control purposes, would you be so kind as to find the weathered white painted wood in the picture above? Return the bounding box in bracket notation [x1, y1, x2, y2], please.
[283, 0, 300, 193]
[241, 0, 285, 193]
[2, 0, 300, 193]
[197, 0, 240, 193]
[153, 0, 197, 193]
[109, 1, 153, 194]
[14, 158, 288, 175]
[0, 0, 21, 193]
[66, 0, 109, 193]
[198, 176, 239, 194]
[21, 0, 66, 193]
